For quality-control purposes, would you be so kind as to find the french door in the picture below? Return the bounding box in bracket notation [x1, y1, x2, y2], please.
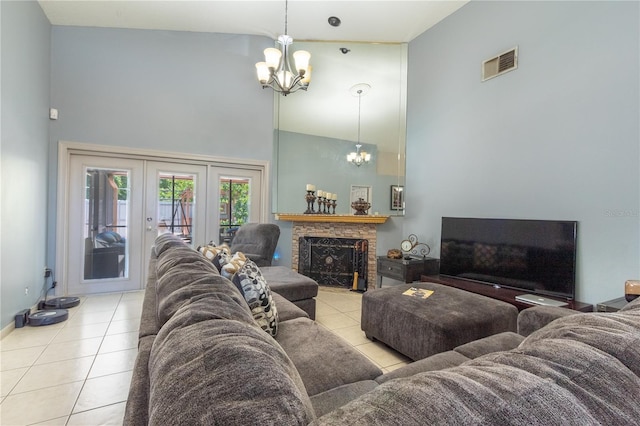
[67, 155, 144, 294]
[143, 162, 207, 272]
[61, 146, 267, 296]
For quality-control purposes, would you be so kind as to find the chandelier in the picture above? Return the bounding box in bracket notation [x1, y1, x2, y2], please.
[347, 84, 372, 167]
[255, 0, 311, 96]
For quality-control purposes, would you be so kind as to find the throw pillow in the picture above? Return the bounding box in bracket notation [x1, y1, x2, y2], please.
[220, 251, 247, 279]
[197, 243, 231, 272]
[232, 259, 279, 337]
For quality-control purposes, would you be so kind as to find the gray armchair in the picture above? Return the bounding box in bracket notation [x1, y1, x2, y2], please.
[230, 223, 280, 267]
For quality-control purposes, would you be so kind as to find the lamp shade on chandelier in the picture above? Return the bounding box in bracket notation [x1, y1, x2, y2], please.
[347, 144, 371, 167]
[255, 1, 311, 96]
[347, 84, 372, 167]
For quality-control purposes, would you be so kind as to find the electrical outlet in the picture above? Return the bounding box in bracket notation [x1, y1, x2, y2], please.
[24, 287, 29, 295]
[44, 268, 52, 277]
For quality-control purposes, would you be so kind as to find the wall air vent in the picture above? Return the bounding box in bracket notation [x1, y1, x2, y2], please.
[482, 46, 518, 82]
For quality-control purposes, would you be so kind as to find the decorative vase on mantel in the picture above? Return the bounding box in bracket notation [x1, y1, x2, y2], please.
[351, 197, 371, 216]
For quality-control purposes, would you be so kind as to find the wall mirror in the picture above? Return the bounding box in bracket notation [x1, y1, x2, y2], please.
[272, 41, 407, 216]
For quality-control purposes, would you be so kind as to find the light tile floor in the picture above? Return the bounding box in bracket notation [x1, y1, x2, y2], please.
[1, 292, 143, 426]
[315, 288, 411, 373]
[1, 287, 408, 425]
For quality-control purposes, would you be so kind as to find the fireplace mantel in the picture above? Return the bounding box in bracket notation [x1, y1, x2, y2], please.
[275, 213, 389, 224]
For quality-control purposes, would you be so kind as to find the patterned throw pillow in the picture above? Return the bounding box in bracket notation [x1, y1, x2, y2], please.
[220, 251, 248, 280]
[197, 243, 231, 272]
[231, 259, 279, 337]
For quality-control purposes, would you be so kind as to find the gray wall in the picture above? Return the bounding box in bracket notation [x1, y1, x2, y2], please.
[47, 26, 275, 273]
[405, 1, 639, 304]
[1, 1, 51, 329]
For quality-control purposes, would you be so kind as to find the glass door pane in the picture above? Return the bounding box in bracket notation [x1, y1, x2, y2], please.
[83, 168, 130, 280]
[219, 177, 250, 244]
[157, 173, 196, 243]
[209, 166, 263, 245]
[143, 162, 207, 276]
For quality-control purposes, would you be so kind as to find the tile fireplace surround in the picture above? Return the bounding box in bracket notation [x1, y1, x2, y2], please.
[275, 214, 389, 287]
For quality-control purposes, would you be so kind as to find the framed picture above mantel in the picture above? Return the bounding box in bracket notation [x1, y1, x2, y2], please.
[391, 185, 404, 210]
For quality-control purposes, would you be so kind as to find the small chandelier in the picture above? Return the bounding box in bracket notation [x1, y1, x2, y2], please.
[347, 84, 372, 167]
[255, 0, 311, 96]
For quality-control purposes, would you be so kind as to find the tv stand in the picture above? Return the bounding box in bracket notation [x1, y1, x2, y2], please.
[421, 275, 593, 312]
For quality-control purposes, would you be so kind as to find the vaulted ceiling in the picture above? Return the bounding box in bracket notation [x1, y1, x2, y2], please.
[38, 1, 468, 43]
[38, 1, 469, 150]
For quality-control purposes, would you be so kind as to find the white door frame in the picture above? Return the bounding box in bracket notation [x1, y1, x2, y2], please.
[56, 141, 270, 296]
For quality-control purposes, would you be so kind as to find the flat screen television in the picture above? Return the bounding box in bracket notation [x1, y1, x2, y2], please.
[439, 217, 577, 300]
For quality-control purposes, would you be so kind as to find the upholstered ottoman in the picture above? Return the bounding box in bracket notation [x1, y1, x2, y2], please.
[361, 282, 518, 360]
[261, 266, 319, 319]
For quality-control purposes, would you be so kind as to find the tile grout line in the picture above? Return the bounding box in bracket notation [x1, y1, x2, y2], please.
[66, 292, 124, 424]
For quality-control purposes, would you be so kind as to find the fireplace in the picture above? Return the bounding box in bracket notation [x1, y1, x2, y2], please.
[275, 213, 389, 286]
[299, 237, 368, 288]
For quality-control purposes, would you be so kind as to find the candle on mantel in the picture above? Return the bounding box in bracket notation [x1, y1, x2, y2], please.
[306, 184, 316, 191]
[325, 192, 332, 200]
[318, 190, 324, 198]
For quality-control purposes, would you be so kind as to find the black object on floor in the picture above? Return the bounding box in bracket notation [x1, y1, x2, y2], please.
[44, 296, 80, 309]
[28, 309, 69, 326]
[15, 309, 30, 328]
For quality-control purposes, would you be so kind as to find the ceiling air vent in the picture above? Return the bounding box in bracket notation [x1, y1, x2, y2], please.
[482, 47, 518, 82]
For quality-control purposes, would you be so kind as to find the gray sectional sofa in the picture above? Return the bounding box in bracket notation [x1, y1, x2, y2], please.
[125, 233, 640, 425]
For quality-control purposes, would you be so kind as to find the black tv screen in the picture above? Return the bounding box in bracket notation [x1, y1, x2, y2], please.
[439, 217, 577, 300]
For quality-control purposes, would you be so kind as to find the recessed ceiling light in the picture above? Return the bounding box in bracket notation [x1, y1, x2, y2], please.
[328, 16, 341, 27]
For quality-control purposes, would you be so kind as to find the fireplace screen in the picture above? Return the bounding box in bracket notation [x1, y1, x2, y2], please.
[298, 237, 368, 288]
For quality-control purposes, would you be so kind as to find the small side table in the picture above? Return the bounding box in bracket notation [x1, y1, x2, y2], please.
[596, 297, 628, 312]
[376, 256, 439, 288]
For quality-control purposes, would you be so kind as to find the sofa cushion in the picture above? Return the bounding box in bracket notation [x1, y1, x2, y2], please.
[517, 305, 577, 337]
[314, 310, 640, 425]
[149, 290, 315, 425]
[231, 258, 279, 337]
[271, 292, 309, 322]
[261, 266, 319, 301]
[523, 309, 640, 377]
[276, 317, 382, 396]
[123, 335, 155, 426]
[454, 331, 524, 359]
[375, 351, 470, 385]
[310, 381, 378, 418]
[139, 251, 160, 338]
[620, 296, 640, 312]
[292, 298, 317, 320]
[155, 246, 239, 327]
[154, 232, 192, 256]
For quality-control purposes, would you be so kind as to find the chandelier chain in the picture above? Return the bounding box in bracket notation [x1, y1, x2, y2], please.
[357, 90, 362, 146]
[284, 0, 288, 35]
